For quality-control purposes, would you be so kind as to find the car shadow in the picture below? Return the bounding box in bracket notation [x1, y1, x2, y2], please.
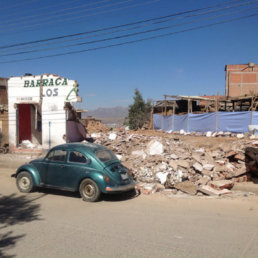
[36, 188, 141, 202]
[101, 189, 141, 202]
[37, 188, 81, 199]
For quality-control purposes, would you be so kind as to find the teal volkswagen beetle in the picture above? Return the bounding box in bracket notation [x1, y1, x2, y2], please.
[13, 142, 135, 202]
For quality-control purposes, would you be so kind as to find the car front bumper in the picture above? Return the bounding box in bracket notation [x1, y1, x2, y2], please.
[105, 182, 135, 192]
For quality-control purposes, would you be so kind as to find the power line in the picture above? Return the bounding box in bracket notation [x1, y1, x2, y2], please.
[0, 12, 257, 64]
[2, 1, 257, 54]
[0, 0, 84, 19]
[0, 0, 41, 10]
[0, 0, 246, 33]
[1, 5, 256, 57]
[0, 0, 126, 25]
[0, 0, 160, 34]
[0, 0, 154, 31]
[0, 0, 254, 49]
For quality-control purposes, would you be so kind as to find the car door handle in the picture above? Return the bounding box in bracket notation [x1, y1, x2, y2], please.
[60, 165, 65, 168]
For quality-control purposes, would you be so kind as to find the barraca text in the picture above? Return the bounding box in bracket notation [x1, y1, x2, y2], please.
[24, 78, 68, 87]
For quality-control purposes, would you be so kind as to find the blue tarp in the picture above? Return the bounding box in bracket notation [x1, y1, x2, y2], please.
[153, 111, 258, 133]
[217, 111, 251, 133]
[189, 113, 216, 132]
[153, 114, 163, 130]
[251, 112, 258, 134]
[252, 112, 258, 125]
[173, 114, 188, 132]
[162, 115, 172, 131]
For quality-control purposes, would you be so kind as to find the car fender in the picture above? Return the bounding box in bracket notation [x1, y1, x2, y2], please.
[15, 164, 41, 186]
[78, 171, 107, 193]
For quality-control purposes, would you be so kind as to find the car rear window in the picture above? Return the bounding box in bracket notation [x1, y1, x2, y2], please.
[95, 149, 117, 163]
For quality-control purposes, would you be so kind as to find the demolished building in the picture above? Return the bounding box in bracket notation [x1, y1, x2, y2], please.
[8, 73, 85, 151]
[153, 62, 258, 134]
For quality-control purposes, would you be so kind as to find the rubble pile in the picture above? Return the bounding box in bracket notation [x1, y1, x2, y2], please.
[81, 117, 109, 134]
[93, 132, 258, 196]
[86, 122, 108, 134]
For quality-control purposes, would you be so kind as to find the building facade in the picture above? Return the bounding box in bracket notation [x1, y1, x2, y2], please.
[8, 74, 81, 150]
[225, 63, 258, 97]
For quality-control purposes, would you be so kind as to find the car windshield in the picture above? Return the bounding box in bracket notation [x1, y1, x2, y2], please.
[95, 149, 117, 163]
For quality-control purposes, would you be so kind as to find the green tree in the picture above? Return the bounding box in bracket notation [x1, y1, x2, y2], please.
[127, 89, 152, 130]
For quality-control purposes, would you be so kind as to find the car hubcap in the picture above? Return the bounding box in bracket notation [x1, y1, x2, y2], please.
[83, 184, 95, 197]
[19, 177, 30, 190]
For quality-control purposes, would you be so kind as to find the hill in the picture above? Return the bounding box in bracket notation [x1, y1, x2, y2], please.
[82, 106, 128, 125]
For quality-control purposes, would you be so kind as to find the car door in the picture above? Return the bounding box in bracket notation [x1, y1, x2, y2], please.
[64, 150, 91, 189]
[45, 149, 71, 190]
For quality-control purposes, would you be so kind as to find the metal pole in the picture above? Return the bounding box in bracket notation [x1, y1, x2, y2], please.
[66, 109, 68, 143]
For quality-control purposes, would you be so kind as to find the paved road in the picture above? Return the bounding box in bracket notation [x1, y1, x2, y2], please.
[1, 166, 258, 258]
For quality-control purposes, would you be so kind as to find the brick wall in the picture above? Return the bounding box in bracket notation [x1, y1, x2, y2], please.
[225, 64, 258, 97]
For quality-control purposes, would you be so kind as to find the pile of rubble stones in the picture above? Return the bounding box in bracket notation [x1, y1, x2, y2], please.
[92, 131, 258, 196]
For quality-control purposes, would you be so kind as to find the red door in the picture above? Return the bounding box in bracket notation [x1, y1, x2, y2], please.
[18, 104, 31, 143]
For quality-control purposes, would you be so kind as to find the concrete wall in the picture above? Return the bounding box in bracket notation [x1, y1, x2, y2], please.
[0, 113, 8, 145]
[225, 64, 258, 97]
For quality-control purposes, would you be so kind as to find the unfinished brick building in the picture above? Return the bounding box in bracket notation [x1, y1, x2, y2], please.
[225, 62, 258, 97]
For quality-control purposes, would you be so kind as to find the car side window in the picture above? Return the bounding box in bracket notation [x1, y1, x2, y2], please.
[46, 150, 55, 160]
[46, 150, 66, 162]
[69, 151, 87, 164]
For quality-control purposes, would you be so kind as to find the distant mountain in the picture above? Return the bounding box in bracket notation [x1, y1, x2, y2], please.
[82, 106, 128, 125]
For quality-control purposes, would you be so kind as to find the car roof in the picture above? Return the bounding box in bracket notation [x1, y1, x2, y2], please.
[52, 142, 107, 155]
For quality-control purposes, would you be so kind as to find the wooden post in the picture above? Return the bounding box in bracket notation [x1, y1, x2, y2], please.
[172, 101, 175, 131]
[164, 96, 167, 116]
[150, 105, 154, 130]
[187, 98, 190, 132]
[216, 92, 219, 132]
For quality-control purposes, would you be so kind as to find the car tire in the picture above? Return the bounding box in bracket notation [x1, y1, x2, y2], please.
[128, 188, 137, 197]
[16, 171, 34, 193]
[79, 178, 101, 202]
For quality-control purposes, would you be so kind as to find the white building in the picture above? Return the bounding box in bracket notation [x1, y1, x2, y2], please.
[8, 73, 82, 150]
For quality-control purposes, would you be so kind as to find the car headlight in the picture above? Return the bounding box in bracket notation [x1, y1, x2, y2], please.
[104, 174, 110, 183]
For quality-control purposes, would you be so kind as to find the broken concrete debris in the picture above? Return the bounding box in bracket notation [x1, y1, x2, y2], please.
[146, 140, 164, 155]
[174, 181, 197, 195]
[199, 185, 231, 196]
[92, 132, 257, 197]
[209, 180, 234, 190]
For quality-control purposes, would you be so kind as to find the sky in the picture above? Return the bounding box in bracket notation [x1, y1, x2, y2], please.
[0, 0, 257, 109]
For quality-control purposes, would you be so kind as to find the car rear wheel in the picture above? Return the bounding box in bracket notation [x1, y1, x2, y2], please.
[79, 178, 101, 202]
[16, 171, 34, 193]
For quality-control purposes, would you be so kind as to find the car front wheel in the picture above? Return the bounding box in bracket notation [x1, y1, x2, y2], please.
[79, 178, 101, 202]
[16, 171, 34, 193]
